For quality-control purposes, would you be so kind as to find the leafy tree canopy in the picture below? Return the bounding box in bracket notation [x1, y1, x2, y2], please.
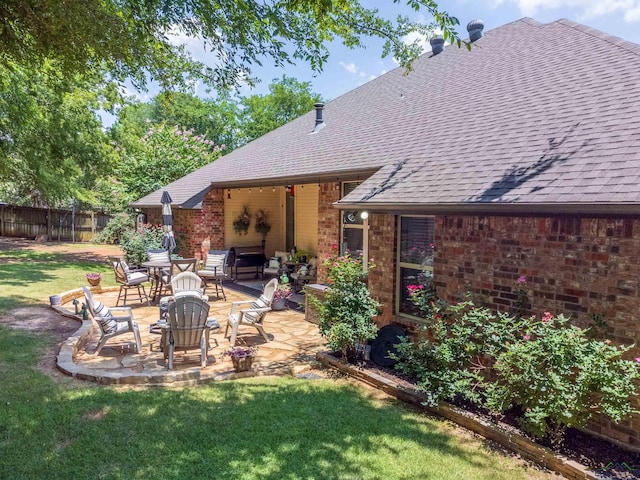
[0, 0, 462, 91]
[0, 61, 117, 206]
[239, 76, 322, 143]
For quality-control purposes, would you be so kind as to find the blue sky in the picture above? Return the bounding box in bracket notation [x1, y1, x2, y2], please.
[116, 0, 640, 117]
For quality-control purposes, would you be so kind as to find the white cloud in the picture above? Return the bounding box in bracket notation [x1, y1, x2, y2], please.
[118, 84, 151, 102]
[339, 61, 359, 74]
[491, 0, 640, 22]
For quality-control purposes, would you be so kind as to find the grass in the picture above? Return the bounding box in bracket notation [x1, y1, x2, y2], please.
[0, 242, 558, 479]
[0, 247, 115, 314]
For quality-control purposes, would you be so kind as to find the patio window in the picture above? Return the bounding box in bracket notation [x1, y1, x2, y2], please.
[396, 215, 435, 318]
[341, 181, 363, 255]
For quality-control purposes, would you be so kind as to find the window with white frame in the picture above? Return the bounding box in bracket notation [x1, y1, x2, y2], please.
[341, 181, 364, 255]
[396, 215, 435, 317]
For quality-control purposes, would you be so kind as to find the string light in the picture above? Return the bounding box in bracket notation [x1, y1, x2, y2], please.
[259, 187, 262, 193]
[272, 186, 275, 192]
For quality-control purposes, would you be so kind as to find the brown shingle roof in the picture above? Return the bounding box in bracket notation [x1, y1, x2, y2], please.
[136, 18, 640, 214]
[338, 18, 640, 213]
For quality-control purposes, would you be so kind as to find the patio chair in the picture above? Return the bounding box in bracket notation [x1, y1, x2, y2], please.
[108, 256, 150, 307]
[197, 250, 229, 300]
[263, 250, 289, 278]
[158, 258, 198, 297]
[158, 271, 209, 318]
[225, 277, 277, 346]
[290, 257, 318, 293]
[164, 295, 211, 369]
[82, 286, 142, 355]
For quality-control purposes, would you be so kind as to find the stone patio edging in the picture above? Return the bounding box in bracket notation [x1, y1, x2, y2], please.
[51, 286, 258, 385]
[316, 351, 599, 480]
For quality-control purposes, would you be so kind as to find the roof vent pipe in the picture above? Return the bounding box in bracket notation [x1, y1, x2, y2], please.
[467, 19, 485, 42]
[312, 102, 325, 133]
[429, 35, 444, 55]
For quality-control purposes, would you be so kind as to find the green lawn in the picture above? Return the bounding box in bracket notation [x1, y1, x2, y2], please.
[0, 246, 116, 314]
[0, 243, 558, 479]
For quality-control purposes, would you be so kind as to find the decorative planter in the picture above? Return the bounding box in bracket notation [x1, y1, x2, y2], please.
[49, 295, 61, 306]
[272, 298, 286, 311]
[87, 278, 101, 287]
[231, 356, 255, 372]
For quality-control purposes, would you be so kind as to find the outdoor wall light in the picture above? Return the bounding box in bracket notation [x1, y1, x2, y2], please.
[360, 211, 369, 220]
[272, 186, 275, 192]
[227, 189, 231, 199]
[259, 187, 262, 193]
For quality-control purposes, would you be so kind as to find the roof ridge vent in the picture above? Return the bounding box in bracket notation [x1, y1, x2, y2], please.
[467, 19, 485, 42]
[429, 35, 444, 55]
[312, 102, 325, 133]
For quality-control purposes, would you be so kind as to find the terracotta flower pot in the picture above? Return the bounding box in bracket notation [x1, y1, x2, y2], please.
[231, 356, 254, 372]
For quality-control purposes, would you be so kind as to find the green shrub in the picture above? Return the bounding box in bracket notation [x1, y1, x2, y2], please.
[485, 313, 640, 445]
[310, 247, 379, 361]
[93, 212, 134, 244]
[394, 293, 640, 445]
[119, 223, 164, 264]
[394, 300, 522, 406]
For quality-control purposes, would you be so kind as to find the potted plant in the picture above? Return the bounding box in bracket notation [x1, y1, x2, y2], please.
[254, 208, 271, 239]
[86, 272, 102, 287]
[272, 284, 292, 311]
[224, 345, 258, 372]
[233, 205, 251, 235]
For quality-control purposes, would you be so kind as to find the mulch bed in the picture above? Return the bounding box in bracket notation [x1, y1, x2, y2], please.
[358, 359, 640, 479]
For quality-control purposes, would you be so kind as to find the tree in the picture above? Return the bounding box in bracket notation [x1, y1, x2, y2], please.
[109, 122, 223, 208]
[111, 92, 240, 154]
[0, 1, 463, 91]
[239, 76, 323, 144]
[0, 61, 116, 206]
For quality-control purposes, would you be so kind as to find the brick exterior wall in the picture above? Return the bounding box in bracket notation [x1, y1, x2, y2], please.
[142, 189, 224, 260]
[367, 213, 396, 326]
[434, 214, 640, 450]
[316, 183, 341, 283]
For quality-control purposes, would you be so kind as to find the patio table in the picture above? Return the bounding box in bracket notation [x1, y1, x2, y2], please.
[141, 259, 171, 302]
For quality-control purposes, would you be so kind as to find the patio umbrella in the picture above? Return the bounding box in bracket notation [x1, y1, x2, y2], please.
[160, 191, 176, 253]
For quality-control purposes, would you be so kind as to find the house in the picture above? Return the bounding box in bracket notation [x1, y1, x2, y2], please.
[135, 18, 640, 449]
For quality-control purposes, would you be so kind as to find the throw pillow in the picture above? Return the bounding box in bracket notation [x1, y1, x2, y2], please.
[268, 257, 280, 269]
[93, 301, 117, 333]
[244, 295, 269, 324]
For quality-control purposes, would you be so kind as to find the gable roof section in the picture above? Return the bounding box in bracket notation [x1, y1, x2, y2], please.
[136, 18, 640, 214]
[337, 18, 640, 214]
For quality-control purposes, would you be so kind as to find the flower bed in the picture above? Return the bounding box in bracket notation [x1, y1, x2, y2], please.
[316, 352, 640, 480]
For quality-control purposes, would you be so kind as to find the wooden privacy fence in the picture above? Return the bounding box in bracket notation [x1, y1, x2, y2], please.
[0, 204, 112, 242]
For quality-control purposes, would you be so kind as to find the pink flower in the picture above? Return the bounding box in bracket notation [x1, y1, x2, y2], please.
[524, 335, 530, 341]
[518, 275, 527, 283]
[635, 357, 640, 363]
[542, 312, 553, 323]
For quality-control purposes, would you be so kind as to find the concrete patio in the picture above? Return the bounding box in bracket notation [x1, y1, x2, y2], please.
[54, 285, 325, 385]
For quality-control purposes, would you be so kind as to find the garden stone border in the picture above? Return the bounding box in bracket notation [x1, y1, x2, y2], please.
[316, 351, 600, 480]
